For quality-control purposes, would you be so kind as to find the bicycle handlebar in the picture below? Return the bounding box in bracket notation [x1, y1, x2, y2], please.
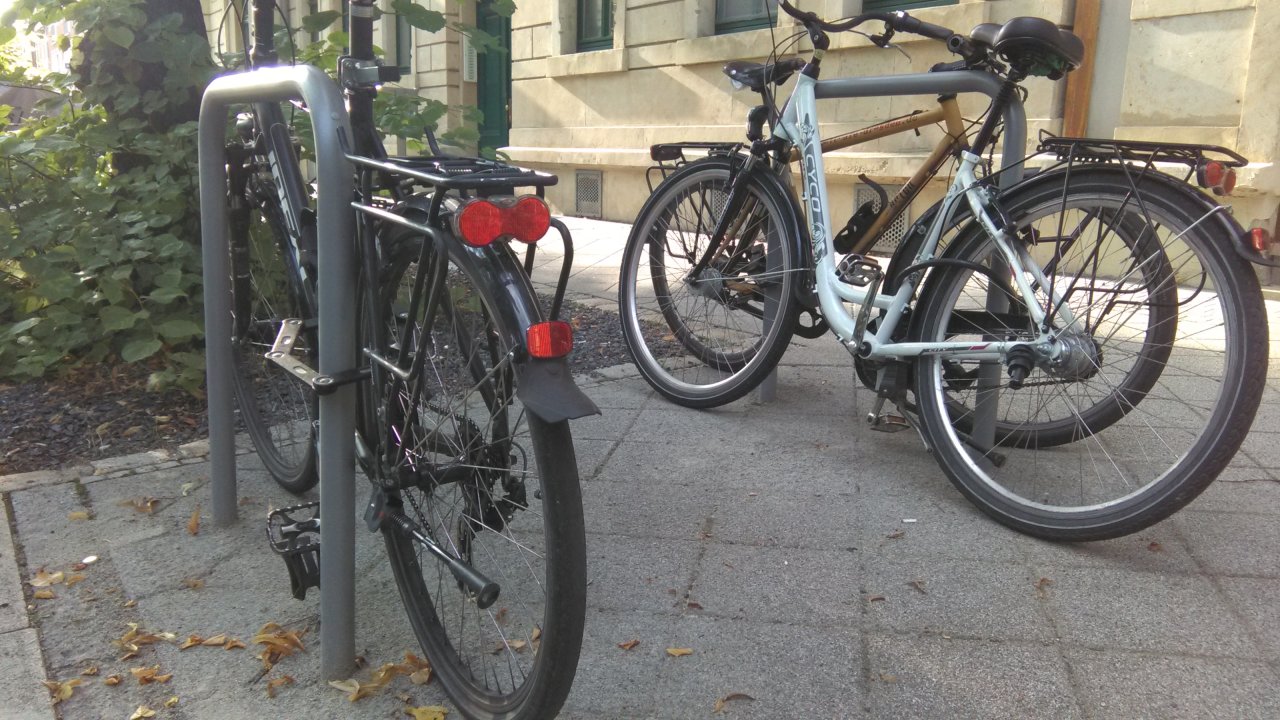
[777, 0, 960, 51]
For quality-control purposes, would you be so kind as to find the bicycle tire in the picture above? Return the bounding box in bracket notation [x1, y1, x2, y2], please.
[363, 224, 586, 720]
[227, 192, 318, 494]
[912, 168, 1267, 540]
[619, 157, 800, 408]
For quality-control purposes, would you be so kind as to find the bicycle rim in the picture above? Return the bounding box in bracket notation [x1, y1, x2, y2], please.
[228, 199, 317, 492]
[914, 179, 1266, 539]
[619, 162, 797, 407]
[370, 236, 585, 719]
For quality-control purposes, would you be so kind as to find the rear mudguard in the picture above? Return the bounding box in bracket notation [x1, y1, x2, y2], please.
[395, 197, 599, 423]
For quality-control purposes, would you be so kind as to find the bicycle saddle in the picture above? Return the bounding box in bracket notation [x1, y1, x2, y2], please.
[722, 58, 806, 93]
[970, 18, 1084, 79]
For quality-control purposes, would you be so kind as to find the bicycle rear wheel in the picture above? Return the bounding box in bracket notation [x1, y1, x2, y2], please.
[912, 170, 1268, 540]
[619, 158, 800, 408]
[365, 228, 586, 720]
[227, 193, 317, 493]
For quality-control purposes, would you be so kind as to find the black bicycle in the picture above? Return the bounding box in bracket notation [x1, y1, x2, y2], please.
[222, 2, 595, 717]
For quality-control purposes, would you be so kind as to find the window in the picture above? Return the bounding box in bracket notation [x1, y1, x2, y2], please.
[577, 0, 613, 52]
[862, 0, 958, 11]
[716, 0, 777, 35]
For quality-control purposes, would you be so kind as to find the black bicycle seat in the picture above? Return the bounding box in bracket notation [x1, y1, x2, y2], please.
[970, 18, 1084, 79]
[722, 58, 805, 93]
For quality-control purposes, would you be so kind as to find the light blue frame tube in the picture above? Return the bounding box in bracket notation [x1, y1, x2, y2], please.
[198, 64, 357, 680]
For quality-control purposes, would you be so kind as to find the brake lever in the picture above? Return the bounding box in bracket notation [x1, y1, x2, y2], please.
[870, 23, 895, 48]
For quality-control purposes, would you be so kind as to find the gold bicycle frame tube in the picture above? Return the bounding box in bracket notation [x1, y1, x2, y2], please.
[786, 97, 970, 257]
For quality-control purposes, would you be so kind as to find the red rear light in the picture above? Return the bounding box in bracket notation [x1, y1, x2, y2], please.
[1198, 161, 1237, 196]
[456, 200, 503, 247]
[526, 321, 573, 359]
[1250, 227, 1272, 254]
[507, 196, 551, 243]
[453, 196, 551, 246]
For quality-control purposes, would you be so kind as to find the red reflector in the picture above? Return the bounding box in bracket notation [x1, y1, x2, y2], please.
[526, 321, 573, 359]
[1198, 161, 1236, 196]
[506, 196, 551, 243]
[1250, 227, 1272, 254]
[456, 200, 503, 247]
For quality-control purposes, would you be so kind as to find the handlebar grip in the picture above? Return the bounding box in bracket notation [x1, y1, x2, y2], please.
[892, 12, 953, 41]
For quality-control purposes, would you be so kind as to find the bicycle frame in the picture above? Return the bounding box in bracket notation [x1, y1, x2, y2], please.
[773, 68, 1077, 362]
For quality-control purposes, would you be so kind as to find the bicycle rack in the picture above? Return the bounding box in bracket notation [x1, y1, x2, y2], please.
[198, 65, 357, 680]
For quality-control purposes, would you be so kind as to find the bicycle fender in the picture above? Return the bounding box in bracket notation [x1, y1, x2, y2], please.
[515, 359, 600, 423]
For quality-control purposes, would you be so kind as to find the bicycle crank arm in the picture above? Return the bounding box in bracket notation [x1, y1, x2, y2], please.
[366, 492, 500, 608]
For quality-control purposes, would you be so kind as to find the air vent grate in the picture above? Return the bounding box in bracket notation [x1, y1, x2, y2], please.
[575, 170, 603, 219]
[855, 184, 909, 255]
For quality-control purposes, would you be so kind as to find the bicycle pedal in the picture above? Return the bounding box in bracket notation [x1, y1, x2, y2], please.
[837, 255, 882, 287]
[267, 502, 321, 600]
[867, 412, 911, 433]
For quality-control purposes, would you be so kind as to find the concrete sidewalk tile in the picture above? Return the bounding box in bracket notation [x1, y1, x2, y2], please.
[88, 449, 173, 475]
[706, 485, 863, 549]
[1175, 510, 1280, 578]
[584, 534, 701, 615]
[581, 479, 714, 541]
[1063, 648, 1280, 720]
[688, 543, 863, 627]
[861, 556, 1054, 642]
[1215, 576, 1280, 662]
[866, 633, 1081, 720]
[562, 609, 677, 719]
[0, 466, 91, 493]
[0, 500, 28, 634]
[1185, 476, 1280, 513]
[0, 628, 55, 720]
[9, 483, 100, 569]
[854, 499, 1029, 564]
[1035, 565, 1260, 658]
[655, 615, 865, 720]
[1020, 529, 1200, 575]
[570, 405, 646, 441]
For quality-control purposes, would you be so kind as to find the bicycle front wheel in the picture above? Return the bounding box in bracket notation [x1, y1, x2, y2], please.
[227, 194, 317, 493]
[913, 169, 1268, 540]
[619, 158, 800, 408]
[365, 229, 586, 720]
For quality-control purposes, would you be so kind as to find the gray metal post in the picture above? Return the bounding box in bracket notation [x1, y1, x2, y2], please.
[198, 65, 357, 680]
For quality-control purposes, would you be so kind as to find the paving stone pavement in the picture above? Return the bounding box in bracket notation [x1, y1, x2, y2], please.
[1, 217, 1278, 719]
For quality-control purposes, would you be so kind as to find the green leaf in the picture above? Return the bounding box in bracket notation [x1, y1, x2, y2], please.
[3, 317, 41, 337]
[120, 336, 162, 363]
[101, 25, 134, 49]
[153, 318, 201, 340]
[393, 0, 446, 33]
[302, 10, 342, 34]
[0, 26, 16, 46]
[148, 287, 187, 304]
[99, 305, 141, 331]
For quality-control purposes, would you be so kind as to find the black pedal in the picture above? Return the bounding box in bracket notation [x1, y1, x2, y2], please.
[837, 255, 882, 287]
[267, 502, 321, 600]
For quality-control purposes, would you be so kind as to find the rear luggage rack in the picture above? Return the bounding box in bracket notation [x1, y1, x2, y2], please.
[1037, 135, 1248, 169]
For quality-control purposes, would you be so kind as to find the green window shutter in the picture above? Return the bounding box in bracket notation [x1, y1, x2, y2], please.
[578, 0, 613, 52]
[715, 0, 778, 34]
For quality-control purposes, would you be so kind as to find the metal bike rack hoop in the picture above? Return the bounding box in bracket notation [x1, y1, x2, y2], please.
[197, 64, 357, 680]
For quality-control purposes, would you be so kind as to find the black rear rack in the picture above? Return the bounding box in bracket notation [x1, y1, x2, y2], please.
[646, 141, 743, 191]
[1037, 136, 1249, 169]
[346, 153, 559, 191]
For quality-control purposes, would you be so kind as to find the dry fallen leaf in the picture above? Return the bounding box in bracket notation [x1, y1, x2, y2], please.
[121, 497, 160, 514]
[867, 594, 886, 603]
[530, 628, 542, 643]
[409, 667, 433, 685]
[30, 568, 65, 587]
[371, 662, 409, 686]
[225, 638, 247, 650]
[33, 589, 56, 600]
[71, 562, 88, 571]
[665, 648, 694, 657]
[129, 707, 156, 720]
[255, 622, 308, 670]
[1147, 541, 1163, 552]
[65, 573, 87, 588]
[164, 696, 179, 708]
[179, 635, 204, 650]
[878, 673, 899, 683]
[187, 506, 200, 536]
[181, 577, 205, 590]
[713, 692, 755, 714]
[265, 674, 295, 698]
[1034, 577, 1054, 598]
[329, 678, 381, 702]
[113, 623, 176, 660]
[81, 666, 99, 677]
[42, 678, 81, 704]
[104, 675, 123, 686]
[907, 579, 927, 595]
[885, 529, 905, 540]
[122, 599, 137, 608]
[67, 511, 91, 521]
[130, 665, 173, 685]
[405, 706, 449, 720]
[686, 601, 704, 611]
[617, 639, 640, 651]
